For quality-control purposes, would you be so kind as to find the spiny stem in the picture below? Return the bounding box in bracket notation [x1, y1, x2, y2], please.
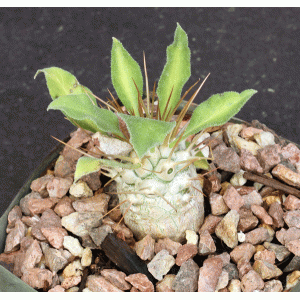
[186, 129, 207, 152]
[165, 78, 201, 122]
[107, 88, 124, 113]
[114, 202, 132, 233]
[171, 74, 210, 141]
[81, 85, 97, 106]
[166, 130, 186, 163]
[100, 199, 129, 220]
[151, 81, 156, 119]
[155, 191, 177, 212]
[82, 86, 118, 112]
[104, 173, 121, 188]
[132, 78, 148, 118]
[189, 184, 206, 196]
[161, 85, 174, 121]
[143, 51, 150, 116]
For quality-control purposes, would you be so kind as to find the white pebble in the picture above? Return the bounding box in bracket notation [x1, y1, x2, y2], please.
[254, 131, 275, 147]
[185, 230, 199, 245]
[230, 170, 247, 186]
[237, 231, 246, 243]
[81, 247, 92, 267]
[63, 236, 84, 257]
[69, 181, 93, 198]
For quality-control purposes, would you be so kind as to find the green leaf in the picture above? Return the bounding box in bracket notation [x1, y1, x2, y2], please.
[74, 156, 141, 183]
[47, 94, 124, 137]
[193, 150, 209, 170]
[182, 89, 257, 140]
[111, 38, 143, 116]
[118, 113, 176, 158]
[34, 67, 97, 105]
[157, 23, 191, 119]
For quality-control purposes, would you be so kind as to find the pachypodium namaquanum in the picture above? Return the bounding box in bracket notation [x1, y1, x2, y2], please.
[35, 23, 257, 242]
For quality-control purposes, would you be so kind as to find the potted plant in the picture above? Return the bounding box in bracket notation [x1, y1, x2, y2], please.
[1, 23, 299, 292]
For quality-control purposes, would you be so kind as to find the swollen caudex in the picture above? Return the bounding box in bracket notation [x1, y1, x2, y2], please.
[114, 143, 204, 242]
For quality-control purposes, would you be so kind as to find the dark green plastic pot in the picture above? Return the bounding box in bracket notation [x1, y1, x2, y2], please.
[1, 111, 299, 292]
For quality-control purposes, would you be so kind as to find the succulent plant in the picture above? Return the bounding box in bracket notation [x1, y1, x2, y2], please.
[35, 23, 257, 242]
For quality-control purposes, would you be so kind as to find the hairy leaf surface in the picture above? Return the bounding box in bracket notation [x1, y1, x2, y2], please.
[47, 94, 124, 137]
[34, 67, 97, 105]
[157, 23, 191, 119]
[118, 113, 176, 158]
[111, 38, 143, 116]
[182, 89, 257, 140]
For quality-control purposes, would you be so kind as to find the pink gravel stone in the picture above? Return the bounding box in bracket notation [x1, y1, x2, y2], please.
[281, 143, 300, 165]
[209, 193, 229, 216]
[125, 273, 154, 292]
[54, 196, 75, 217]
[240, 148, 263, 173]
[283, 195, 300, 210]
[100, 269, 131, 291]
[30, 174, 54, 197]
[48, 285, 65, 292]
[7, 206, 22, 229]
[198, 230, 216, 256]
[134, 234, 155, 261]
[154, 238, 182, 256]
[46, 177, 73, 199]
[237, 208, 259, 232]
[223, 185, 245, 211]
[276, 227, 300, 245]
[240, 127, 263, 139]
[4, 219, 26, 253]
[198, 214, 222, 235]
[230, 243, 256, 264]
[237, 258, 253, 279]
[241, 190, 263, 209]
[72, 193, 109, 213]
[254, 249, 276, 264]
[86, 275, 123, 292]
[283, 210, 300, 228]
[41, 227, 68, 249]
[27, 197, 58, 216]
[253, 260, 282, 280]
[286, 240, 300, 256]
[251, 204, 273, 225]
[263, 279, 283, 292]
[215, 210, 239, 248]
[198, 256, 223, 292]
[268, 202, 284, 228]
[21, 239, 43, 273]
[244, 227, 270, 245]
[61, 276, 82, 290]
[212, 143, 241, 173]
[175, 244, 198, 266]
[256, 144, 281, 173]
[156, 274, 175, 292]
[272, 164, 300, 188]
[21, 268, 53, 290]
[241, 270, 264, 292]
[20, 192, 42, 216]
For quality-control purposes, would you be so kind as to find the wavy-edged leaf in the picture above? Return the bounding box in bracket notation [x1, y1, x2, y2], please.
[35, 67, 97, 105]
[111, 38, 143, 116]
[74, 156, 141, 183]
[47, 94, 124, 137]
[157, 23, 191, 119]
[182, 89, 257, 140]
[118, 113, 176, 158]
